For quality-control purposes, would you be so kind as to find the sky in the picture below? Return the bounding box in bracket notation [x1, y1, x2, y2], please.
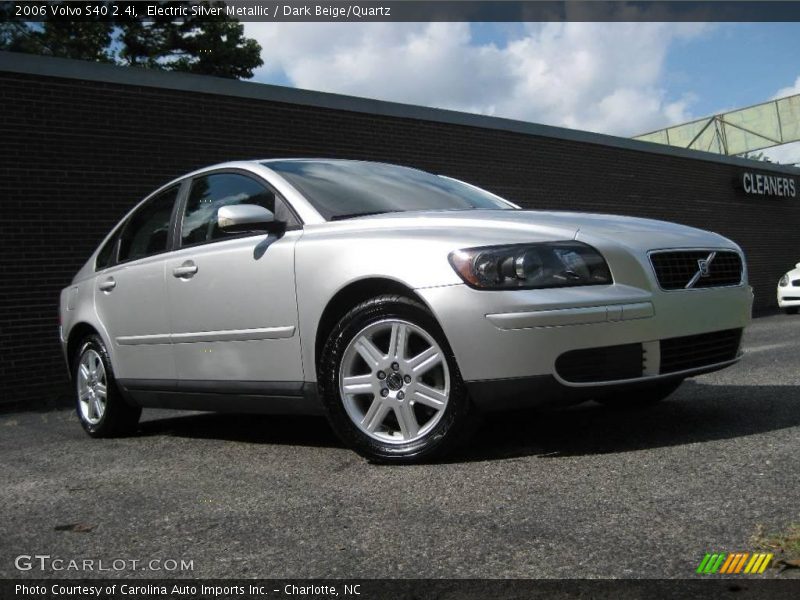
[242, 22, 800, 164]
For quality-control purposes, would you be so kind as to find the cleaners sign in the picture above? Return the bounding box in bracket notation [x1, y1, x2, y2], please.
[739, 171, 797, 198]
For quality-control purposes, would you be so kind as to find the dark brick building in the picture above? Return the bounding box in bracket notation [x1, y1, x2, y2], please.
[1, 51, 798, 407]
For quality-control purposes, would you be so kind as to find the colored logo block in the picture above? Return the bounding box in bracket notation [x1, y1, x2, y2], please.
[696, 552, 773, 574]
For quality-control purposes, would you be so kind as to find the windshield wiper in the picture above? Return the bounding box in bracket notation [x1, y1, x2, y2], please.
[329, 210, 395, 221]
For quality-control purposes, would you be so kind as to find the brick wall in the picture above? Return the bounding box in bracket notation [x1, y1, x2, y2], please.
[1, 60, 798, 406]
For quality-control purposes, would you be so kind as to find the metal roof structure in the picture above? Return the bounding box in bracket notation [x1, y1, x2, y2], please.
[634, 93, 800, 159]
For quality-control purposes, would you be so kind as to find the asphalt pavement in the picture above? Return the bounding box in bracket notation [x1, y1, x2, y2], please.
[1, 314, 799, 579]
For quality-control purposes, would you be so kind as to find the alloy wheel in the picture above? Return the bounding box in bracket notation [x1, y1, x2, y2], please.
[338, 319, 450, 444]
[77, 349, 108, 425]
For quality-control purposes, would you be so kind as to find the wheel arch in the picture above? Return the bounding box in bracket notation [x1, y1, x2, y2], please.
[66, 322, 103, 376]
[313, 277, 437, 375]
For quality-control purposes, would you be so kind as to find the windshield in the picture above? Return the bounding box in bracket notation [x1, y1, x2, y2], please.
[264, 160, 516, 221]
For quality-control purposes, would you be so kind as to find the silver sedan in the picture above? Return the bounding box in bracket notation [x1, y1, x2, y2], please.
[60, 159, 752, 462]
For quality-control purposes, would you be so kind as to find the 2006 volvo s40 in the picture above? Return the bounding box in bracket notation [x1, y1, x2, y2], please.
[60, 159, 752, 462]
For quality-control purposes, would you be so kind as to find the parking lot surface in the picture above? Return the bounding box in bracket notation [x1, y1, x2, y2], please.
[2, 315, 799, 579]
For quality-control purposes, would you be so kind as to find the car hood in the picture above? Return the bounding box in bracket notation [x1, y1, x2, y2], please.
[334, 209, 731, 248]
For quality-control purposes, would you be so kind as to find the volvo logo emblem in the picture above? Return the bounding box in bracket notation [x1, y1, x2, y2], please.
[697, 258, 711, 277]
[686, 252, 716, 288]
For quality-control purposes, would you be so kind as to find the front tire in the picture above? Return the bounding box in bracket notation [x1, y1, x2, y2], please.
[74, 334, 141, 437]
[785, 306, 799, 315]
[595, 379, 683, 409]
[319, 295, 477, 463]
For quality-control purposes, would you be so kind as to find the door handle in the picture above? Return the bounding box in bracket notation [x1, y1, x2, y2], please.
[173, 261, 198, 279]
[98, 277, 116, 292]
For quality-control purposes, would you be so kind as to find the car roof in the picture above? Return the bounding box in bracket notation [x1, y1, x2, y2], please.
[259, 158, 423, 169]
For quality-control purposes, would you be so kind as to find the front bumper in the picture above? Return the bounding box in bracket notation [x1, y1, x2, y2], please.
[417, 282, 752, 407]
[777, 286, 800, 307]
[464, 372, 701, 412]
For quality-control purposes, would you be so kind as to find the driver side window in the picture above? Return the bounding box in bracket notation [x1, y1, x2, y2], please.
[180, 173, 296, 247]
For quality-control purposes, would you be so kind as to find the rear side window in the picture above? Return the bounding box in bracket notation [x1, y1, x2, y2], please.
[118, 185, 179, 263]
[180, 173, 296, 247]
[95, 234, 118, 271]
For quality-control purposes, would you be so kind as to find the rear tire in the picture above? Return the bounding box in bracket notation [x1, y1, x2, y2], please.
[595, 379, 683, 409]
[74, 334, 141, 437]
[318, 295, 478, 464]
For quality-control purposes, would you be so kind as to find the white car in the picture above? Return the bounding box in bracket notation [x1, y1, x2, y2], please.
[778, 263, 800, 314]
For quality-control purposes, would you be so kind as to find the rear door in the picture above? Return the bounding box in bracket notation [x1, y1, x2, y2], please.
[165, 171, 304, 388]
[94, 184, 181, 382]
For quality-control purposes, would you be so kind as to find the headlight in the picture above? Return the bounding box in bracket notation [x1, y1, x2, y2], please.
[448, 242, 612, 290]
[779, 274, 789, 287]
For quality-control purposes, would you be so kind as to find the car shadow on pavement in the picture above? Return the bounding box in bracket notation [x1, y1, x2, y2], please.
[456, 381, 800, 462]
[138, 412, 344, 449]
[133, 381, 800, 463]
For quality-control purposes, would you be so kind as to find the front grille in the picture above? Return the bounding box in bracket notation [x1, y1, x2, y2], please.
[650, 250, 743, 290]
[792, 279, 800, 287]
[659, 329, 742, 374]
[556, 343, 644, 383]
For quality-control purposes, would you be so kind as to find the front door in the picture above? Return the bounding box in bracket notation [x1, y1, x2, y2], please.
[165, 172, 304, 387]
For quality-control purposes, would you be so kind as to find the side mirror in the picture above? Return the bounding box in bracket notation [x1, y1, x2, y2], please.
[218, 204, 282, 233]
[796, 263, 800, 269]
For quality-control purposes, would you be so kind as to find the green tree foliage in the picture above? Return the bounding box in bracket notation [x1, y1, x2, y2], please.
[8, 19, 114, 62]
[115, 15, 178, 69]
[165, 18, 262, 78]
[0, 1, 263, 79]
